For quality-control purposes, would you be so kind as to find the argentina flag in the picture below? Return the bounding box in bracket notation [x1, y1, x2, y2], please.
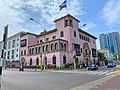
[59, 0, 67, 11]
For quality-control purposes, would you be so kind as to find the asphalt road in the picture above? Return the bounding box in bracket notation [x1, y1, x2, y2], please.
[1, 66, 117, 90]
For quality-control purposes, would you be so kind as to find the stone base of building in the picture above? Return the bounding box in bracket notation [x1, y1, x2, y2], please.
[7, 61, 20, 68]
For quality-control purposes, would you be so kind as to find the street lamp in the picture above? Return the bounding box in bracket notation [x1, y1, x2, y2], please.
[30, 18, 46, 71]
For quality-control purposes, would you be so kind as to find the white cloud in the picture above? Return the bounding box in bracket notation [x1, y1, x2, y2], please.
[0, 0, 28, 41]
[81, 22, 96, 31]
[0, 0, 86, 41]
[102, 0, 120, 24]
[25, 0, 86, 25]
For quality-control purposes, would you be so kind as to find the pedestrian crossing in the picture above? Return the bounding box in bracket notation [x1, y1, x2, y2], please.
[57, 70, 115, 76]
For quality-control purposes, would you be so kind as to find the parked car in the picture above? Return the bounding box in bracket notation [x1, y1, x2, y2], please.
[88, 64, 98, 70]
[107, 63, 116, 68]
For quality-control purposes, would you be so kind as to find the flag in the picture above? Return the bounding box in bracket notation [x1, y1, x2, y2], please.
[59, 0, 67, 11]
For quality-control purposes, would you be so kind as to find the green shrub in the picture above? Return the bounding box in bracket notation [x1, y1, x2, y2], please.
[64, 63, 69, 69]
[56, 66, 60, 70]
[60, 66, 64, 70]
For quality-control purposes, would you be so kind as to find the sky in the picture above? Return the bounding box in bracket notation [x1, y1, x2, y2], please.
[0, 0, 120, 49]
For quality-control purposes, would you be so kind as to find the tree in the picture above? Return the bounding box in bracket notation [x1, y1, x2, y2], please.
[97, 52, 107, 61]
[113, 54, 120, 60]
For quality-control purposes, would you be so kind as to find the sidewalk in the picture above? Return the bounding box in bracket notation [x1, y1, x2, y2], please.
[3, 68, 88, 73]
[95, 75, 120, 90]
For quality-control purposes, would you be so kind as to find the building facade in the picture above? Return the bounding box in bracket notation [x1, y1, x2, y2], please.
[20, 14, 97, 67]
[0, 32, 27, 67]
[98, 49, 113, 60]
[99, 32, 120, 54]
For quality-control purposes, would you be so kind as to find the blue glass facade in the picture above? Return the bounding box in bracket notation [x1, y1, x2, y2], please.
[104, 35, 108, 48]
[109, 33, 115, 53]
[100, 32, 120, 54]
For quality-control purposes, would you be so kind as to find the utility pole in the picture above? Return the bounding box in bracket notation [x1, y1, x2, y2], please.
[30, 18, 46, 71]
[0, 25, 8, 75]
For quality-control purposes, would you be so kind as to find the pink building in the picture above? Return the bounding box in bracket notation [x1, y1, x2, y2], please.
[20, 14, 97, 67]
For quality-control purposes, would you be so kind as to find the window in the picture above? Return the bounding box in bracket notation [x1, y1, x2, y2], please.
[32, 48, 34, 55]
[74, 31, 76, 37]
[79, 34, 81, 39]
[74, 44, 80, 56]
[17, 43, 19, 46]
[30, 58, 32, 65]
[93, 40, 95, 44]
[64, 44, 66, 51]
[38, 47, 41, 53]
[63, 55, 66, 64]
[51, 44, 54, 51]
[52, 36, 56, 39]
[43, 46, 45, 52]
[35, 47, 38, 54]
[12, 40, 15, 48]
[17, 38, 19, 41]
[81, 48, 82, 53]
[65, 19, 69, 27]
[70, 19, 73, 26]
[45, 56, 47, 66]
[16, 49, 18, 52]
[7, 51, 10, 59]
[29, 49, 32, 55]
[53, 56, 56, 64]
[24, 50, 26, 55]
[12, 50, 14, 59]
[46, 38, 49, 41]
[84, 36, 85, 40]
[60, 43, 63, 50]
[82, 36, 83, 40]
[36, 57, 39, 65]
[21, 51, 23, 56]
[37, 41, 39, 43]
[92, 48, 96, 57]
[55, 43, 58, 50]
[60, 31, 64, 37]
[16, 54, 18, 57]
[40, 40, 42, 43]
[46, 45, 48, 52]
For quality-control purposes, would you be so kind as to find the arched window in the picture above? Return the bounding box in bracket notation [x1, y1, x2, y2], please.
[35, 47, 38, 54]
[38, 47, 41, 53]
[36, 57, 39, 65]
[53, 55, 56, 64]
[46, 45, 48, 52]
[44, 56, 47, 66]
[51, 43, 54, 51]
[60, 31, 64, 37]
[63, 55, 66, 64]
[74, 31, 76, 37]
[60, 42, 63, 50]
[55, 43, 58, 50]
[64, 44, 66, 51]
[43, 45, 45, 52]
[30, 58, 32, 65]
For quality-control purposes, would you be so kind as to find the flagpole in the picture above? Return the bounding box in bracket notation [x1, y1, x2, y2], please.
[66, 0, 69, 14]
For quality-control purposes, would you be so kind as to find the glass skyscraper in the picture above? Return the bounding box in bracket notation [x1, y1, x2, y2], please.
[99, 32, 120, 54]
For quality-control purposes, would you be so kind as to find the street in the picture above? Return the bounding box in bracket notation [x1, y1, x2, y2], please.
[1, 66, 118, 90]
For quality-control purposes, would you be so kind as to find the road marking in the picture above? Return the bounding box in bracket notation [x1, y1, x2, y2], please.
[70, 76, 113, 90]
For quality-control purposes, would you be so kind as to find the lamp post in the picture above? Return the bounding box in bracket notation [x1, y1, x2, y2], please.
[30, 18, 46, 71]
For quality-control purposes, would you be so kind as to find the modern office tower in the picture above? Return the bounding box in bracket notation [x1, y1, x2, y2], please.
[99, 32, 120, 54]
